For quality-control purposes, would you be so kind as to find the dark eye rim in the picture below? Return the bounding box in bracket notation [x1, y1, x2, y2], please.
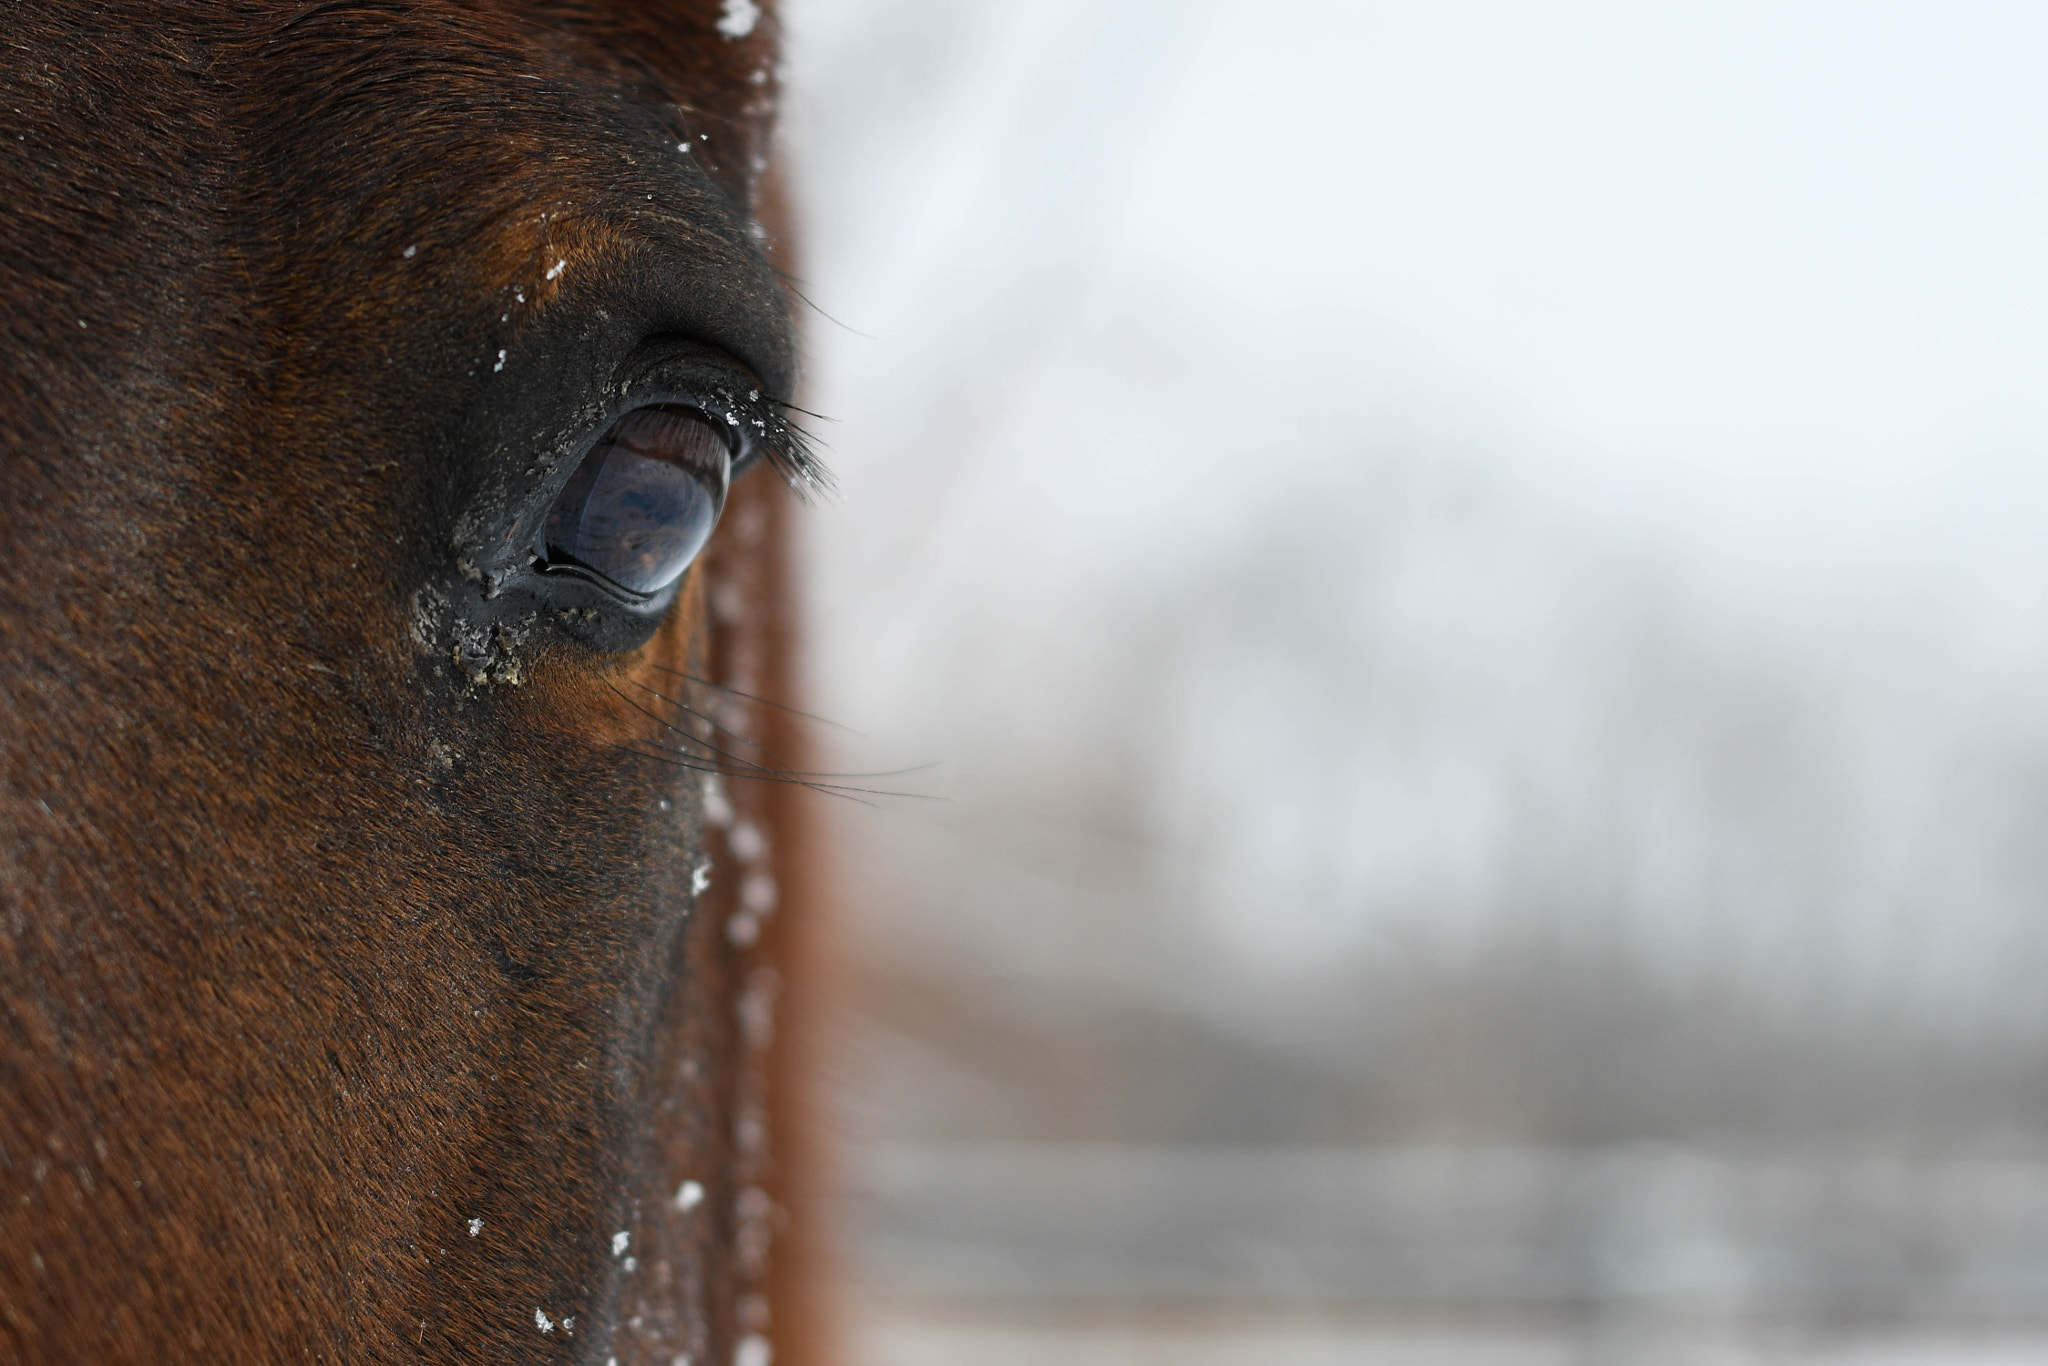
[434, 337, 819, 666]
[530, 554, 665, 606]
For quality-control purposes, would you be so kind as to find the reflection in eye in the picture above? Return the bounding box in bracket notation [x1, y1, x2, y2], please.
[542, 405, 732, 595]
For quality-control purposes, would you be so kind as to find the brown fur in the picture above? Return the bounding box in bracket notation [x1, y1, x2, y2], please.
[0, 3, 826, 1361]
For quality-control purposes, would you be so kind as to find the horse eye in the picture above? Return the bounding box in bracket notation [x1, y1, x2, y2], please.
[541, 405, 732, 596]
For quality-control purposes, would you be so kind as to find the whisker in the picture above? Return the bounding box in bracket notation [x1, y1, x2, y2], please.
[609, 683, 778, 770]
[770, 270, 876, 342]
[759, 397, 837, 424]
[612, 742, 936, 805]
[619, 679, 780, 766]
[608, 681, 933, 785]
[641, 663, 871, 737]
[610, 684, 946, 802]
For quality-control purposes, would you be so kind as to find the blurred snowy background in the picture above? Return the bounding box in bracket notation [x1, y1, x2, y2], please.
[777, 2, 2048, 1361]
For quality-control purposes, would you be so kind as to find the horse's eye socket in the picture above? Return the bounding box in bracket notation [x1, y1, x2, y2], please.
[542, 405, 732, 596]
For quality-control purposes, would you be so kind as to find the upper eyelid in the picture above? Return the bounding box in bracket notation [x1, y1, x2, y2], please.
[616, 342, 797, 479]
[619, 339, 766, 412]
[594, 219, 797, 394]
[593, 323, 827, 498]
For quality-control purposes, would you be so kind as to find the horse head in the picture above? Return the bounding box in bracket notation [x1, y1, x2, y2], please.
[1, 3, 823, 1361]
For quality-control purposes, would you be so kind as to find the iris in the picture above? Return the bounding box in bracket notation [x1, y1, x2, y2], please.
[541, 405, 731, 595]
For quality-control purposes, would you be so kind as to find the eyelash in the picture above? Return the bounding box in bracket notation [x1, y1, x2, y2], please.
[695, 384, 830, 500]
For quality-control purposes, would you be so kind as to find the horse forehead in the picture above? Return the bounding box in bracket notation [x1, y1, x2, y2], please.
[240, 8, 773, 262]
[2, 2, 786, 451]
[7, 3, 772, 268]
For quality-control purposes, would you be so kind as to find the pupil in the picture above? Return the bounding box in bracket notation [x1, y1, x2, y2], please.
[542, 405, 732, 595]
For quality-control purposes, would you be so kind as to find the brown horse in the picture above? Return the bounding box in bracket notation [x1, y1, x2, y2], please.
[0, 3, 832, 1362]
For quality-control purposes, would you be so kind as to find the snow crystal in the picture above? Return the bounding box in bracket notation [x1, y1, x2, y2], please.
[691, 861, 712, 895]
[468, 1218, 483, 1237]
[493, 349, 506, 373]
[717, 0, 760, 40]
[545, 258, 566, 281]
[402, 244, 417, 259]
[674, 1179, 705, 1211]
[612, 1230, 630, 1256]
[729, 820, 767, 864]
[735, 1333, 773, 1366]
[703, 776, 734, 827]
[535, 1308, 554, 1334]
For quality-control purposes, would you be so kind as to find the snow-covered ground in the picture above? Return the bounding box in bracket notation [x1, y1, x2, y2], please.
[846, 1144, 2048, 1317]
[856, 1311, 2048, 1366]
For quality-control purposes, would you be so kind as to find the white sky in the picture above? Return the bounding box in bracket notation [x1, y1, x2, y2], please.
[795, 0, 2048, 617]
[782, 1, 2048, 1012]
[1126, 3, 2048, 615]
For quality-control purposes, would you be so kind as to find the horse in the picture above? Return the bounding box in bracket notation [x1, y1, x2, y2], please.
[0, 3, 832, 1361]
